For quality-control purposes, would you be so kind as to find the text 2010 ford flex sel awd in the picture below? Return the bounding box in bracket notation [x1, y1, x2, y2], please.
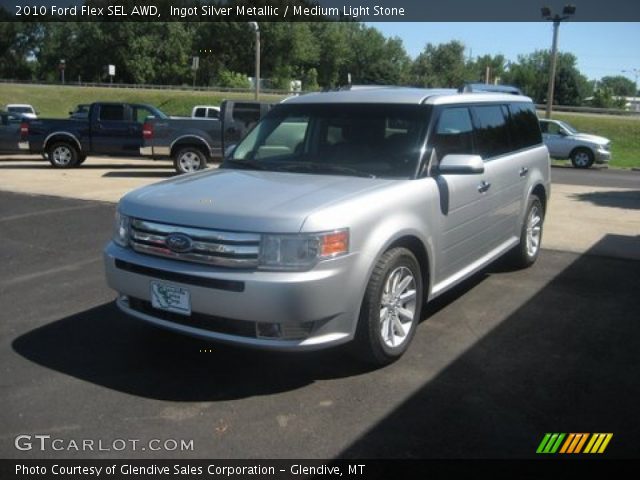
[104, 87, 550, 365]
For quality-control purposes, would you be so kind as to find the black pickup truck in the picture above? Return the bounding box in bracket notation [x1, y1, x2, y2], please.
[0, 111, 27, 154]
[20, 102, 167, 168]
[140, 100, 273, 174]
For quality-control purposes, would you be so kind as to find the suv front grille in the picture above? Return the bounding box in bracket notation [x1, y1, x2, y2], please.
[129, 218, 260, 268]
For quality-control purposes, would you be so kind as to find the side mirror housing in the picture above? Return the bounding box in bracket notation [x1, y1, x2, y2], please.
[224, 144, 237, 159]
[438, 154, 484, 175]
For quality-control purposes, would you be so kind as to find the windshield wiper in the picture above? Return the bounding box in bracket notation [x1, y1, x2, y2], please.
[221, 158, 266, 171]
[274, 163, 376, 178]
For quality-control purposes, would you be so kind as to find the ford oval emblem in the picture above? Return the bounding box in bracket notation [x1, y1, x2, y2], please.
[165, 233, 193, 253]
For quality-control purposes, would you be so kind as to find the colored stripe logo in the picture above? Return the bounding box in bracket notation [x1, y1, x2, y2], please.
[536, 433, 613, 454]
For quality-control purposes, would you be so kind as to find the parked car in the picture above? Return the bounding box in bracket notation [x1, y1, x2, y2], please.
[0, 111, 27, 153]
[140, 101, 272, 174]
[69, 104, 90, 119]
[6, 104, 37, 119]
[539, 118, 611, 168]
[105, 87, 550, 365]
[20, 102, 167, 168]
[191, 105, 220, 119]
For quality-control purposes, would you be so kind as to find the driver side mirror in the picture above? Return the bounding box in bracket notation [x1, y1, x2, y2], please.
[224, 144, 237, 159]
[437, 154, 484, 175]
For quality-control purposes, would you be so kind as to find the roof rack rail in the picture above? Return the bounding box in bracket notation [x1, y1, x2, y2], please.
[459, 83, 523, 95]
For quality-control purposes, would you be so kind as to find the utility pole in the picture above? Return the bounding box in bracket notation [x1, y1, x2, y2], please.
[541, 5, 576, 119]
[249, 22, 260, 100]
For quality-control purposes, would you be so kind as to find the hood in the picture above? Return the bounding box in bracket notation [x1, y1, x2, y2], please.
[572, 133, 609, 145]
[119, 168, 391, 233]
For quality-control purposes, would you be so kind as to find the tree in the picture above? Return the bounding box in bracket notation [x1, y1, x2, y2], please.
[503, 50, 591, 106]
[467, 54, 506, 84]
[411, 41, 469, 88]
[599, 76, 636, 97]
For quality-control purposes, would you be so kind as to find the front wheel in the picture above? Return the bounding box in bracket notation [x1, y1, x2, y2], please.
[510, 195, 544, 269]
[173, 147, 207, 174]
[353, 248, 423, 366]
[571, 148, 594, 169]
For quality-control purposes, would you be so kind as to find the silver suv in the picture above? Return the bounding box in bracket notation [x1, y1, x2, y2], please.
[539, 118, 611, 168]
[104, 87, 550, 365]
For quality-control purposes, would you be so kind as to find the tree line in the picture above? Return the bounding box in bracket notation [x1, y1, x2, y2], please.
[0, 21, 636, 107]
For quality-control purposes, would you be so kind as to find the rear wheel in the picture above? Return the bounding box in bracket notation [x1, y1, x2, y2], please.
[353, 248, 423, 366]
[173, 147, 207, 174]
[571, 148, 594, 169]
[48, 142, 79, 168]
[77, 155, 87, 165]
[511, 194, 544, 268]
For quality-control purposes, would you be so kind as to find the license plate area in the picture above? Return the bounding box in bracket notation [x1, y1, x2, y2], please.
[150, 281, 191, 316]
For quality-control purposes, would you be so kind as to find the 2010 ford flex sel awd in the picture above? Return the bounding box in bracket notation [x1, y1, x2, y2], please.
[104, 87, 550, 365]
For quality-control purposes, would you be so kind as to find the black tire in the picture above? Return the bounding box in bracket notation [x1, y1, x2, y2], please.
[47, 142, 79, 168]
[173, 147, 207, 174]
[77, 155, 87, 165]
[511, 195, 544, 269]
[571, 148, 594, 169]
[353, 247, 423, 366]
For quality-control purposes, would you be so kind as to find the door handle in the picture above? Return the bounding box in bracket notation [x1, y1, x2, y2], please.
[519, 167, 529, 177]
[477, 180, 491, 193]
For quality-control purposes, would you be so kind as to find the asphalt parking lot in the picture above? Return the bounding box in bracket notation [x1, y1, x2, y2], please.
[1, 159, 639, 459]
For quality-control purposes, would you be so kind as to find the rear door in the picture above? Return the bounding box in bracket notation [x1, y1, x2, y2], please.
[220, 101, 273, 154]
[91, 104, 141, 155]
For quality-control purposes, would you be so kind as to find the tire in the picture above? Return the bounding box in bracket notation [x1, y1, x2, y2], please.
[173, 147, 207, 174]
[571, 148, 594, 169]
[48, 142, 79, 168]
[77, 155, 87, 165]
[511, 195, 544, 269]
[353, 247, 423, 366]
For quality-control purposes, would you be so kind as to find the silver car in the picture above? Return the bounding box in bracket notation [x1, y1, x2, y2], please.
[539, 118, 611, 168]
[104, 87, 550, 365]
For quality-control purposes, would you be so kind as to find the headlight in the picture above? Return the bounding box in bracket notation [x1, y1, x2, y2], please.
[113, 211, 130, 248]
[259, 229, 349, 271]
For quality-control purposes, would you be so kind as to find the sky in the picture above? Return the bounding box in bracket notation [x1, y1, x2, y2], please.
[368, 22, 640, 84]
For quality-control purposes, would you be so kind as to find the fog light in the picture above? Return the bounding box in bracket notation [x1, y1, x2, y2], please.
[256, 323, 281, 338]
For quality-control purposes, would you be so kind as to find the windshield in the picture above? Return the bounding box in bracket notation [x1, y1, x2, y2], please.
[557, 121, 578, 134]
[8, 106, 34, 114]
[225, 103, 429, 179]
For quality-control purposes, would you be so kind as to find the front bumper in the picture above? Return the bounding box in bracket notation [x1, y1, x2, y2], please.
[595, 147, 611, 164]
[103, 242, 363, 351]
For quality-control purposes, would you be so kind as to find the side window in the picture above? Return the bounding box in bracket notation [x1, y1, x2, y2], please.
[539, 121, 549, 134]
[547, 122, 562, 135]
[509, 103, 542, 149]
[134, 107, 153, 124]
[1, 114, 7, 126]
[431, 107, 474, 160]
[472, 105, 511, 159]
[207, 109, 219, 119]
[194, 108, 206, 118]
[99, 105, 125, 122]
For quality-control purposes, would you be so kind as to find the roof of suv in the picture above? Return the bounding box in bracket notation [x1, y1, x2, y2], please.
[282, 86, 532, 106]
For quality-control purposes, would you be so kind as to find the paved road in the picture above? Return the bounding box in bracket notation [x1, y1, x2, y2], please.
[551, 166, 640, 189]
[1, 191, 639, 459]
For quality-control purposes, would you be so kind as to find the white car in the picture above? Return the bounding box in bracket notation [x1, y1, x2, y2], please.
[191, 105, 220, 120]
[6, 104, 38, 119]
[539, 119, 611, 168]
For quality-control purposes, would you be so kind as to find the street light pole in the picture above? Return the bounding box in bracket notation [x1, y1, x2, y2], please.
[249, 22, 260, 101]
[541, 5, 576, 119]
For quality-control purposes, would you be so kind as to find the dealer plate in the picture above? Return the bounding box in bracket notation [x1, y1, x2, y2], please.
[150, 281, 191, 316]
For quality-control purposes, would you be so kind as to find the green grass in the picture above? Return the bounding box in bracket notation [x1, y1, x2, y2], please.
[548, 112, 640, 169]
[0, 83, 285, 118]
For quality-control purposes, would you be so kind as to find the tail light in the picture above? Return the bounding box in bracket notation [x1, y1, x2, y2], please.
[142, 122, 153, 140]
[20, 122, 29, 136]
